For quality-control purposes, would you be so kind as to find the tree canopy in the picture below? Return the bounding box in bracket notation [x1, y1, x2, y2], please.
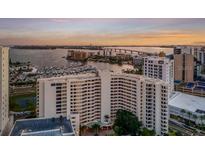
[113, 110, 142, 136]
[113, 110, 156, 136]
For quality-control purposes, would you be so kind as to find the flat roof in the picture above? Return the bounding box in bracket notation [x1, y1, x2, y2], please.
[169, 92, 205, 113]
[112, 73, 168, 84]
[143, 56, 172, 61]
[37, 72, 98, 81]
[10, 117, 74, 136]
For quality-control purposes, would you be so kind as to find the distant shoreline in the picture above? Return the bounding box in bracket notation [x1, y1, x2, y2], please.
[10, 45, 205, 50]
[11, 45, 177, 50]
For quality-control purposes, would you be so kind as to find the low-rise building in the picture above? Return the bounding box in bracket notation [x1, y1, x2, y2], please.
[133, 56, 144, 66]
[169, 92, 205, 124]
[9, 116, 75, 136]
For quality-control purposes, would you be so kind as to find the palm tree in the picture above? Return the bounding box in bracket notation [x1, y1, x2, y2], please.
[200, 115, 204, 126]
[104, 115, 110, 123]
[91, 123, 101, 135]
[80, 125, 87, 136]
[180, 109, 186, 119]
[192, 114, 198, 124]
[187, 111, 192, 125]
[201, 115, 205, 127]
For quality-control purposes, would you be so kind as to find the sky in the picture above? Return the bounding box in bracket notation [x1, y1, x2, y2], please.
[0, 18, 205, 46]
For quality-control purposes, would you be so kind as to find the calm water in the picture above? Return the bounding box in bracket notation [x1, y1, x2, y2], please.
[10, 48, 134, 72]
[10, 47, 173, 72]
[10, 48, 70, 68]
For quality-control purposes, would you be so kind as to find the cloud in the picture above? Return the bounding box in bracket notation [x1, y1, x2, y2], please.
[1, 19, 205, 45]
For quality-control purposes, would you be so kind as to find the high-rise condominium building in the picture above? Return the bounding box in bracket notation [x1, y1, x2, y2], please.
[174, 46, 205, 64]
[173, 46, 205, 81]
[174, 53, 194, 82]
[0, 46, 9, 135]
[37, 71, 169, 135]
[109, 73, 169, 135]
[143, 56, 174, 95]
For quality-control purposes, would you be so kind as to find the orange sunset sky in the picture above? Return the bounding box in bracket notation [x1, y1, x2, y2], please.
[0, 18, 205, 46]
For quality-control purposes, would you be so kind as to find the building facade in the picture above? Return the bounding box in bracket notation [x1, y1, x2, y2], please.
[36, 73, 101, 135]
[0, 46, 9, 135]
[133, 56, 144, 66]
[109, 73, 169, 135]
[67, 49, 100, 60]
[143, 56, 174, 95]
[174, 46, 205, 64]
[174, 46, 205, 81]
[174, 53, 194, 82]
[37, 72, 169, 135]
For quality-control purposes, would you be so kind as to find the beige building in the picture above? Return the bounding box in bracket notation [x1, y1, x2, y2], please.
[174, 54, 194, 82]
[67, 49, 100, 60]
[0, 46, 9, 135]
[37, 72, 169, 135]
[110, 73, 169, 135]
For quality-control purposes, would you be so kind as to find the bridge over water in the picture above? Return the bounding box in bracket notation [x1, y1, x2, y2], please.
[103, 47, 158, 56]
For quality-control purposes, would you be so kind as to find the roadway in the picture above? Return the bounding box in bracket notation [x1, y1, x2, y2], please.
[169, 119, 205, 136]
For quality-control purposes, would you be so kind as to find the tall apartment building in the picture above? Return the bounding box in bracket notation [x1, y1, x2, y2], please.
[37, 72, 169, 135]
[37, 73, 101, 135]
[173, 46, 205, 81]
[67, 49, 100, 61]
[174, 46, 205, 64]
[0, 46, 9, 135]
[143, 56, 174, 94]
[174, 53, 194, 82]
[109, 73, 169, 135]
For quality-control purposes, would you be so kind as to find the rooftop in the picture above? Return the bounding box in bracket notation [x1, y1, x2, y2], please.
[143, 56, 171, 61]
[10, 117, 75, 136]
[112, 72, 168, 84]
[169, 92, 205, 113]
[37, 72, 98, 81]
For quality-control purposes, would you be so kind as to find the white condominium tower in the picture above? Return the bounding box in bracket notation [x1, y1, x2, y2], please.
[0, 46, 9, 135]
[143, 56, 174, 95]
[37, 73, 101, 135]
[109, 73, 168, 135]
[37, 71, 169, 135]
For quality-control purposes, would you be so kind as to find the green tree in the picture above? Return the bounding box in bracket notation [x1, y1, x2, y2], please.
[192, 114, 198, 124]
[187, 111, 192, 125]
[80, 125, 87, 136]
[200, 115, 204, 126]
[91, 123, 101, 136]
[180, 109, 186, 119]
[140, 128, 155, 136]
[9, 58, 12, 65]
[200, 115, 205, 127]
[113, 126, 124, 136]
[104, 115, 109, 123]
[113, 110, 142, 136]
[175, 131, 182, 136]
